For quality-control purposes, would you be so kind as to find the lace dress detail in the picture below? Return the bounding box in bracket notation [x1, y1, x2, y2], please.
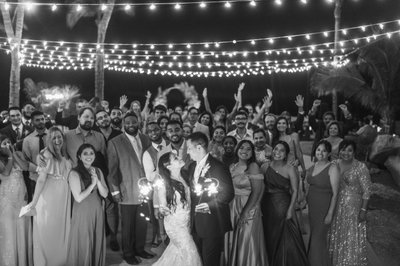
[153, 176, 202, 266]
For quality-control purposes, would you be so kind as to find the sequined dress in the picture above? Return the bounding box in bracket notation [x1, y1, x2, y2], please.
[33, 152, 72, 266]
[328, 160, 371, 266]
[224, 164, 268, 266]
[0, 166, 32, 266]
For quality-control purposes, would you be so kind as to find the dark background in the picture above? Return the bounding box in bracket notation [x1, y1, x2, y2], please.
[1, 0, 399, 115]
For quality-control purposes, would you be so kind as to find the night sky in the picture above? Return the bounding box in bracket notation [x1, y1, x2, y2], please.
[1, 0, 399, 114]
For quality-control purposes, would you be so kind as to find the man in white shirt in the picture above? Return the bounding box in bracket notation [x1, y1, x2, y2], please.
[227, 111, 253, 143]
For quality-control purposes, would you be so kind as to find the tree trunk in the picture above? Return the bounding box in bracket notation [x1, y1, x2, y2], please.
[95, 0, 115, 100]
[0, 1, 25, 107]
[332, 0, 343, 118]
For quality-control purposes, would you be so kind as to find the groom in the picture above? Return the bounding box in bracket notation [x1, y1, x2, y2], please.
[186, 132, 234, 266]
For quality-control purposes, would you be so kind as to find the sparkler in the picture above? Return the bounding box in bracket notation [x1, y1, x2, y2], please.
[138, 177, 165, 221]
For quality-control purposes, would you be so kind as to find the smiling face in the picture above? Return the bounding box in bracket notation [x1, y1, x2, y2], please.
[9, 109, 22, 126]
[79, 147, 96, 167]
[339, 144, 355, 162]
[200, 114, 211, 126]
[253, 131, 266, 149]
[158, 118, 169, 133]
[323, 114, 334, 126]
[276, 118, 288, 133]
[217, 108, 226, 118]
[264, 115, 276, 131]
[315, 143, 329, 162]
[147, 123, 162, 142]
[79, 109, 94, 131]
[52, 130, 64, 148]
[237, 142, 253, 161]
[234, 114, 247, 129]
[213, 128, 226, 143]
[223, 138, 236, 154]
[272, 143, 287, 161]
[328, 124, 339, 137]
[182, 126, 192, 140]
[96, 111, 111, 129]
[124, 115, 139, 136]
[167, 123, 183, 144]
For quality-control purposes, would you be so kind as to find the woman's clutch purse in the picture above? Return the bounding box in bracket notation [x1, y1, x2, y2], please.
[19, 205, 37, 217]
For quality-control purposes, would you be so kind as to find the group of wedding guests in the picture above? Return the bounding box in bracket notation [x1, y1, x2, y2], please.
[0, 82, 374, 266]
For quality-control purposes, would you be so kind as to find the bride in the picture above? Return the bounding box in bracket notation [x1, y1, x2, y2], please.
[152, 151, 202, 266]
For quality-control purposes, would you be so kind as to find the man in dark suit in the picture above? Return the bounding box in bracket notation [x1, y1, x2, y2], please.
[186, 132, 234, 266]
[0, 107, 33, 150]
[107, 113, 153, 265]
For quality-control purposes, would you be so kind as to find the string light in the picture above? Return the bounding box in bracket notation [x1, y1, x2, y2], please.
[224, 1, 232, 8]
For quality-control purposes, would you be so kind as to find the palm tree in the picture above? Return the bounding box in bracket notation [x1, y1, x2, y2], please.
[0, 0, 25, 107]
[310, 38, 400, 134]
[67, 0, 115, 100]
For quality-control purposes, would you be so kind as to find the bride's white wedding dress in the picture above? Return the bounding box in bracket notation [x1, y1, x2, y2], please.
[152, 174, 202, 266]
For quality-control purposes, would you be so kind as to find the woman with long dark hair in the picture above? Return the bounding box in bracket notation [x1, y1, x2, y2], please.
[261, 141, 309, 266]
[224, 140, 268, 265]
[208, 125, 226, 161]
[152, 152, 201, 266]
[67, 143, 108, 266]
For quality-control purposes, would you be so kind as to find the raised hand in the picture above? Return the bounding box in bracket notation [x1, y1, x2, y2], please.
[267, 88, 273, 99]
[202, 88, 208, 98]
[234, 93, 239, 102]
[145, 90, 152, 100]
[238, 82, 245, 92]
[119, 95, 128, 107]
[263, 96, 273, 109]
[338, 104, 348, 112]
[312, 99, 321, 108]
[295, 95, 304, 108]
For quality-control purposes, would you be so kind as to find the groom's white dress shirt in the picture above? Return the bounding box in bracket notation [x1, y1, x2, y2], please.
[194, 153, 210, 185]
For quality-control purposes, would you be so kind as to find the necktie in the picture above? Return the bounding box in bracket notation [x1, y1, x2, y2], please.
[15, 127, 21, 140]
[38, 133, 46, 151]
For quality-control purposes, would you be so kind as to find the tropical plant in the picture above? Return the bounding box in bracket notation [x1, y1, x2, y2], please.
[310, 37, 400, 133]
[0, 0, 25, 107]
[66, 0, 115, 100]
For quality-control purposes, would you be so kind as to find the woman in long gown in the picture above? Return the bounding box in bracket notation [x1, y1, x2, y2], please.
[306, 140, 339, 266]
[208, 126, 226, 162]
[0, 135, 32, 266]
[260, 141, 309, 266]
[152, 152, 202, 266]
[27, 127, 72, 266]
[225, 140, 268, 266]
[67, 143, 108, 266]
[328, 140, 372, 266]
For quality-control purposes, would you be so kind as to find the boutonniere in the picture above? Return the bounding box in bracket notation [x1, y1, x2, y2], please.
[200, 163, 211, 178]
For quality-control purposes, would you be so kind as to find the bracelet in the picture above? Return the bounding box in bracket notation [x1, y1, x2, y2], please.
[361, 208, 367, 212]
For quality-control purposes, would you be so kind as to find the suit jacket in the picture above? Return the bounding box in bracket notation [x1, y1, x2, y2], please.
[0, 124, 33, 150]
[22, 129, 48, 181]
[185, 155, 234, 238]
[107, 133, 151, 205]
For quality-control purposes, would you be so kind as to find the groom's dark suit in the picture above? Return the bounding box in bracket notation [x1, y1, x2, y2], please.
[185, 154, 234, 266]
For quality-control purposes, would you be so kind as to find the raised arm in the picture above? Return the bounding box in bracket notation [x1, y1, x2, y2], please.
[251, 95, 272, 125]
[227, 83, 245, 120]
[202, 88, 213, 114]
[308, 99, 321, 131]
[141, 90, 152, 119]
[294, 95, 305, 132]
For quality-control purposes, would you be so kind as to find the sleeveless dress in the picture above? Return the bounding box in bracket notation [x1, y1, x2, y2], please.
[67, 168, 106, 266]
[306, 164, 332, 266]
[224, 164, 268, 266]
[153, 175, 202, 266]
[328, 160, 371, 266]
[0, 166, 32, 266]
[261, 167, 309, 266]
[33, 154, 72, 266]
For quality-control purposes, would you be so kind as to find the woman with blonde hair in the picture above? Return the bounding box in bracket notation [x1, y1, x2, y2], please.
[28, 127, 72, 266]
